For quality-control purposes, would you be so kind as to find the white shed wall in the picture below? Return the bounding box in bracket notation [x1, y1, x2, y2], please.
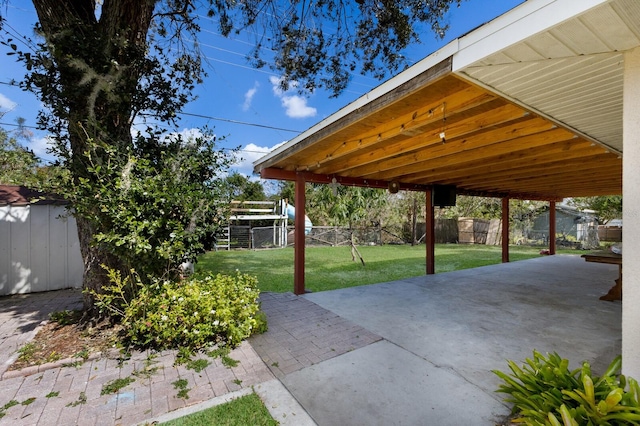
[0, 204, 83, 295]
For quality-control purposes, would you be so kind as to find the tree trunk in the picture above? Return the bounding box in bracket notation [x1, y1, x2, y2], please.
[75, 215, 126, 311]
[31, 0, 157, 310]
[411, 197, 418, 246]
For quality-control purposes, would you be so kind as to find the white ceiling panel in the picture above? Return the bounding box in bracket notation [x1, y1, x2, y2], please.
[457, 0, 638, 154]
[525, 32, 577, 59]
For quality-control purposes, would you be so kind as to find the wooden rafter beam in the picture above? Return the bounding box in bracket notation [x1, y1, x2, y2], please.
[353, 124, 567, 180]
[259, 168, 431, 192]
[312, 100, 526, 175]
[445, 157, 621, 187]
[309, 96, 510, 172]
[401, 139, 596, 183]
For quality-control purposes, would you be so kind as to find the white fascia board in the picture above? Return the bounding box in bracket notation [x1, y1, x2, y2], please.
[452, 0, 609, 71]
[253, 41, 460, 169]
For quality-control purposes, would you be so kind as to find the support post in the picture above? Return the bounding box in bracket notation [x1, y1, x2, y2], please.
[549, 200, 556, 255]
[623, 46, 640, 378]
[426, 188, 435, 275]
[502, 198, 510, 263]
[294, 173, 306, 295]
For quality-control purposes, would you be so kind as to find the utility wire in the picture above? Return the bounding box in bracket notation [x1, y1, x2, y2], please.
[0, 121, 283, 155]
[179, 111, 302, 133]
[0, 84, 303, 133]
[0, 121, 37, 129]
[0, 19, 37, 52]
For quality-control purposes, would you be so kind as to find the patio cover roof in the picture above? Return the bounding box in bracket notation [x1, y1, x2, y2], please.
[254, 0, 640, 201]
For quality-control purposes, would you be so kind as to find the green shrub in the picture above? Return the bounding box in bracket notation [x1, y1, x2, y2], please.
[493, 351, 640, 425]
[93, 269, 263, 351]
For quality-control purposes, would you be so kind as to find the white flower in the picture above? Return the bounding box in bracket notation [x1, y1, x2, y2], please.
[213, 320, 220, 326]
[210, 309, 216, 315]
[161, 315, 168, 321]
[178, 297, 184, 302]
[193, 329, 200, 334]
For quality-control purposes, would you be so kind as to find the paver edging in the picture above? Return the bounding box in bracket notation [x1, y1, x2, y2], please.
[1, 350, 106, 380]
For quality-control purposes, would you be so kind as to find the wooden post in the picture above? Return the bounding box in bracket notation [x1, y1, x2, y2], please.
[502, 198, 510, 263]
[426, 188, 435, 275]
[549, 200, 556, 255]
[294, 173, 306, 295]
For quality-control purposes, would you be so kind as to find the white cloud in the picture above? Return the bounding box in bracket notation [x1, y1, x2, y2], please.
[0, 93, 17, 111]
[29, 136, 56, 162]
[269, 76, 288, 96]
[174, 128, 205, 141]
[280, 96, 317, 118]
[269, 76, 317, 119]
[158, 128, 208, 145]
[242, 82, 259, 111]
[232, 143, 273, 175]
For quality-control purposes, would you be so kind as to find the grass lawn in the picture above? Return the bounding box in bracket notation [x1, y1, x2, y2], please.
[197, 244, 580, 293]
[160, 393, 277, 426]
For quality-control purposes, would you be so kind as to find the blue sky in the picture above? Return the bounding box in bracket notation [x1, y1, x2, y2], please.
[0, 1, 524, 178]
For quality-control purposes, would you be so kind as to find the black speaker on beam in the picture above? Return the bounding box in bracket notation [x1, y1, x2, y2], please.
[432, 185, 456, 207]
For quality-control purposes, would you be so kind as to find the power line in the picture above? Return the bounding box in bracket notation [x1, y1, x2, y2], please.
[0, 92, 303, 133]
[0, 18, 38, 52]
[179, 111, 301, 132]
[0, 121, 37, 129]
[0, 120, 283, 154]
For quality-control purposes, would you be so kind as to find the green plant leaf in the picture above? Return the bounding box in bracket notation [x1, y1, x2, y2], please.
[596, 355, 622, 386]
[547, 412, 563, 426]
[582, 374, 595, 407]
[558, 404, 579, 426]
[604, 387, 623, 411]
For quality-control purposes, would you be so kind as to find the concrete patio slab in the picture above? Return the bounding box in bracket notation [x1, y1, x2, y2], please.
[282, 339, 507, 425]
[293, 255, 622, 425]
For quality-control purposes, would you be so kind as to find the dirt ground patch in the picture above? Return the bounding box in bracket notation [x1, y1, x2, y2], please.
[8, 312, 122, 371]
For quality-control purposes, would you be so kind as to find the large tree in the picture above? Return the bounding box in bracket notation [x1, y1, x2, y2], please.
[0, 0, 462, 309]
[307, 184, 386, 228]
[571, 196, 622, 224]
[224, 172, 267, 202]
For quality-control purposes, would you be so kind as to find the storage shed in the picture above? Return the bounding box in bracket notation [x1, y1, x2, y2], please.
[532, 204, 598, 245]
[0, 185, 83, 295]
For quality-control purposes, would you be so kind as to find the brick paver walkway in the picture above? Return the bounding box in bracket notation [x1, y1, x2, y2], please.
[250, 292, 382, 378]
[0, 290, 381, 425]
[0, 290, 273, 426]
[0, 290, 83, 378]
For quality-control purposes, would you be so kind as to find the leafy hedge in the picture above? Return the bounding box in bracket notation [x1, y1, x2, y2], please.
[93, 269, 264, 352]
[493, 351, 640, 425]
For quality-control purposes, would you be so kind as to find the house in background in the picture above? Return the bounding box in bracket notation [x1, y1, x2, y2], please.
[531, 203, 598, 247]
[0, 185, 83, 295]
